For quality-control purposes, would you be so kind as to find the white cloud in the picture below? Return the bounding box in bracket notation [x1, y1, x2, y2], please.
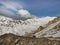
[18, 9, 30, 15]
[0, 2, 23, 11]
[0, 8, 15, 16]
[17, 9, 33, 18]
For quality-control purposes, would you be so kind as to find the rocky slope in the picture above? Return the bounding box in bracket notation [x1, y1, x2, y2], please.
[35, 16, 60, 38]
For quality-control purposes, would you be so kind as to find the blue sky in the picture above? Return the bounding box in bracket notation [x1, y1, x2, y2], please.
[0, 0, 60, 18]
[21, 0, 60, 17]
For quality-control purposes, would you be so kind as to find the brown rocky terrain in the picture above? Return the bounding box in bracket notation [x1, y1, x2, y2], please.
[0, 33, 60, 45]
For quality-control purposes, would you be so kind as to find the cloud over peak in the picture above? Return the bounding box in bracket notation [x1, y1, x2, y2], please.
[17, 9, 32, 18]
[18, 9, 30, 15]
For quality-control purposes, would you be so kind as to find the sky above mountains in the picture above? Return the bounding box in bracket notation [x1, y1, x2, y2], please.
[0, 0, 60, 19]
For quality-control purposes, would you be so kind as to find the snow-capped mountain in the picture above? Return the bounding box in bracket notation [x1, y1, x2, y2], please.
[0, 15, 55, 36]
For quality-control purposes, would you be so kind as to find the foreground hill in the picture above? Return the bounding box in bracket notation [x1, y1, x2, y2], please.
[0, 33, 60, 45]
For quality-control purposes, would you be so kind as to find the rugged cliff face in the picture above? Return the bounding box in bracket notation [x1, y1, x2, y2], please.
[0, 33, 60, 45]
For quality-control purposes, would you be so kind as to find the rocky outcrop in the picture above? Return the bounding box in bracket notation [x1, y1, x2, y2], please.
[37, 26, 44, 32]
[0, 33, 60, 45]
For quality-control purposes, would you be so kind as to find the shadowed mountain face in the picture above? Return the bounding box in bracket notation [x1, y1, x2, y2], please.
[0, 33, 60, 45]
